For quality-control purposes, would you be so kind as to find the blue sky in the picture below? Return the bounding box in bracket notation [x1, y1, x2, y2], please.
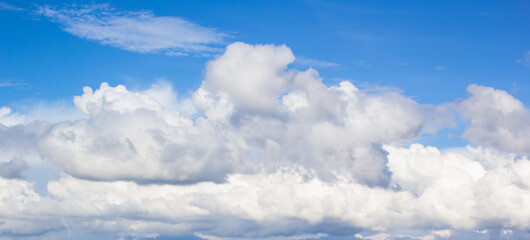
[0, 1, 530, 240]
[2, 0, 529, 106]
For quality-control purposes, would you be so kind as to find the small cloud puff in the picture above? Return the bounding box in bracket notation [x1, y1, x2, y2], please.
[455, 84, 530, 155]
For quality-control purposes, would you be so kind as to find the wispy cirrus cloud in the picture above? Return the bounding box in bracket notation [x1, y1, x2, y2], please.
[294, 56, 340, 68]
[36, 4, 228, 56]
[0, 2, 22, 11]
[0, 79, 28, 88]
[517, 50, 530, 67]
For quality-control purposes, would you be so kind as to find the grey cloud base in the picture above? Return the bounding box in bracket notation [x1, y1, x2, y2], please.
[0, 42, 529, 239]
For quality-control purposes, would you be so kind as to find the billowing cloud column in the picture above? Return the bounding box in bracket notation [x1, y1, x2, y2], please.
[194, 42, 442, 185]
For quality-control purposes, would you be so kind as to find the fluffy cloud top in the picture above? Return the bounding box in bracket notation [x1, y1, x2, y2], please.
[37, 4, 227, 55]
[201, 42, 295, 113]
[0, 42, 529, 239]
[456, 84, 530, 155]
[40, 82, 247, 183]
[36, 43, 445, 186]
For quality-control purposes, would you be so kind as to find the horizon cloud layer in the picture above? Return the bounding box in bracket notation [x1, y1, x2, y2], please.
[0, 42, 529, 239]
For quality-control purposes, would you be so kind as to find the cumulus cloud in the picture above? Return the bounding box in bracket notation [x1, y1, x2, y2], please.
[455, 84, 530, 155]
[36, 4, 227, 55]
[0, 42, 529, 239]
[34, 42, 446, 186]
[39, 82, 247, 183]
[0, 101, 86, 127]
[199, 42, 295, 113]
[194, 42, 452, 185]
[2, 144, 529, 238]
[354, 230, 452, 240]
[0, 121, 49, 169]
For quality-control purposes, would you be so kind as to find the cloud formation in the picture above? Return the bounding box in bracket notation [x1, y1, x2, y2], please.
[40, 82, 246, 183]
[0, 107, 25, 127]
[36, 4, 227, 55]
[0, 158, 27, 179]
[455, 84, 530, 155]
[0, 42, 529, 239]
[2, 144, 529, 238]
[37, 42, 448, 186]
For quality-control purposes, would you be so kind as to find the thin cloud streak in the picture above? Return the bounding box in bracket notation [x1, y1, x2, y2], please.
[0, 79, 29, 88]
[294, 56, 340, 68]
[518, 50, 530, 67]
[0, 2, 22, 11]
[36, 4, 228, 56]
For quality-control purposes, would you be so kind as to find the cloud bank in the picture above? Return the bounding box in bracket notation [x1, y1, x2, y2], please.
[36, 4, 227, 56]
[0, 42, 529, 239]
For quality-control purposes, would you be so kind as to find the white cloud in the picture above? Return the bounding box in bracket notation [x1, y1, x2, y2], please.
[0, 100, 85, 128]
[0, 120, 49, 169]
[199, 42, 295, 113]
[455, 84, 530, 155]
[2, 143, 529, 238]
[0, 79, 28, 88]
[354, 230, 451, 240]
[17, 101, 86, 124]
[0, 42, 529, 239]
[0, 107, 25, 127]
[196, 232, 328, 240]
[40, 82, 247, 183]
[7, 43, 448, 186]
[198, 43, 449, 186]
[193, 42, 451, 185]
[36, 4, 227, 55]
[0, 158, 27, 179]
